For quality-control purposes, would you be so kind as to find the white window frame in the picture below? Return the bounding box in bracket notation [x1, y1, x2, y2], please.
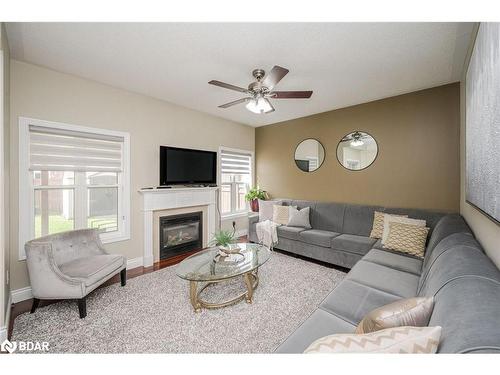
[218, 146, 254, 219]
[18, 117, 131, 260]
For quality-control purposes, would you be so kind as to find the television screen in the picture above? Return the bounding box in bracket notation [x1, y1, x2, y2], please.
[160, 146, 217, 186]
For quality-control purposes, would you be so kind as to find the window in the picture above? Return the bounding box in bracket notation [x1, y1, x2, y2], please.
[19, 118, 130, 259]
[219, 148, 253, 217]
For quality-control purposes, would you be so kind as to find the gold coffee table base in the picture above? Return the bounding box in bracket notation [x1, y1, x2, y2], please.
[189, 271, 259, 312]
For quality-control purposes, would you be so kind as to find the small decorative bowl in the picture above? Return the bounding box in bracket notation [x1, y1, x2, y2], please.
[218, 244, 241, 255]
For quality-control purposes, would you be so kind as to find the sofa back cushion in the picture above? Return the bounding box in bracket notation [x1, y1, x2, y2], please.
[424, 214, 472, 266]
[342, 204, 384, 236]
[311, 202, 345, 232]
[428, 277, 500, 353]
[417, 236, 500, 296]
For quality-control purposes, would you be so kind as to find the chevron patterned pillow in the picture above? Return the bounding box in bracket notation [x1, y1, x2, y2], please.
[304, 326, 441, 353]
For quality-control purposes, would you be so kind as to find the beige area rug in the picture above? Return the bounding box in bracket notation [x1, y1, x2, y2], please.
[12, 252, 345, 353]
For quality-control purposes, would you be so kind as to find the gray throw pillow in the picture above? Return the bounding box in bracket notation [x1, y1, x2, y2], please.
[259, 199, 281, 222]
[287, 206, 311, 228]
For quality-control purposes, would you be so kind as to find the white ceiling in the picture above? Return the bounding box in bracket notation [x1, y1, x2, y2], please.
[6, 22, 474, 127]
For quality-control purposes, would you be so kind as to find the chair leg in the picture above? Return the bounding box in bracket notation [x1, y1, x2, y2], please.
[30, 298, 40, 314]
[120, 268, 127, 286]
[78, 297, 87, 319]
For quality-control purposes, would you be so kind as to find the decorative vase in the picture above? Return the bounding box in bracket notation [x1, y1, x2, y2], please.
[250, 199, 259, 212]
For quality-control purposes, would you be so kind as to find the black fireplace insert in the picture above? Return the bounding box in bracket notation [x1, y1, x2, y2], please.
[159, 212, 203, 260]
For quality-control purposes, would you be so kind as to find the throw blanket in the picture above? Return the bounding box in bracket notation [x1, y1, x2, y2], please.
[255, 219, 279, 249]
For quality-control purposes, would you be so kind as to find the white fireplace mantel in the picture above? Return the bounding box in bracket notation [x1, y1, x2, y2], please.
[139, 187, 219, 267]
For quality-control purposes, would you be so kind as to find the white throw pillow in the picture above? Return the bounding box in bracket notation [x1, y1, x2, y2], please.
[304, 326, 441, 354]
[381, 215, 426, 244]
[288, 206, 312, 229]
[259, 200, 281, 222]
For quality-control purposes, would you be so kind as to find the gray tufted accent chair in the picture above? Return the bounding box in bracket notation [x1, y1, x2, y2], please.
[25, 228, 127, 318]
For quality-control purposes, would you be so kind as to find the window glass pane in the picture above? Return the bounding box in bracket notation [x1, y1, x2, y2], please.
[236, 183, 248, 211]
[88, 187, 118, 232]
[34, 189, 74, 237]
[221, 184, 231, 213]
[33, 171, 74, 186]
[221, 173, 232, 183]
[86, 171, 118, 185]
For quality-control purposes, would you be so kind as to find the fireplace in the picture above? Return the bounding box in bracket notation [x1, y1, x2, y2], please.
[159, 212, 203, 260]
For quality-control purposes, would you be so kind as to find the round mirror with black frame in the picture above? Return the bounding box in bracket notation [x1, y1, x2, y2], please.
[336, 131, 378, 171]
[294, 138, 325, 173]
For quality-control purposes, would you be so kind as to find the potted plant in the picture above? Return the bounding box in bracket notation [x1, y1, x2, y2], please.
[245, 187, 267, 212]
[210, 229, 239, 254]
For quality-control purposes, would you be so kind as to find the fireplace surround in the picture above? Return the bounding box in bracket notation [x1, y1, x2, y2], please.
[159, 211, 203, 259]
[139, 186, 218, 267]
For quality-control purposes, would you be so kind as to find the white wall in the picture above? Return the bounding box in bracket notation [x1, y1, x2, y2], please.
[9, 60, 255, 292]
[460, 23, 500, 268]
[0, 22, 11, 341]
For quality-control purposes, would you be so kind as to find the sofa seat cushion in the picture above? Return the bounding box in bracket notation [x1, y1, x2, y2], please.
[277, 226, 306, 241]
[347, 260, 419, 298]
[59, 254, 126, 287]
[331, 234, 377, 256]
[275, 309, 356, 353]
[320, 279, 401, 324]
[363, 249, 423, 276]
[299, 229, 340, 248]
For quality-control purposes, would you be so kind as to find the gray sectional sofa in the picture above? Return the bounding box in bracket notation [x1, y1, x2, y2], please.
[248, 199, 500, 353]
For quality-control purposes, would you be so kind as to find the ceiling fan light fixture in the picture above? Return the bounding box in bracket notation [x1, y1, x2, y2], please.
[350, 139, 364, 147]
[246, 97, 273, 114]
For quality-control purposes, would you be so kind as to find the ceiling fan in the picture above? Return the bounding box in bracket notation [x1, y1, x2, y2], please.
[341, 131, 372, 147]
[208, 65, 313, 114]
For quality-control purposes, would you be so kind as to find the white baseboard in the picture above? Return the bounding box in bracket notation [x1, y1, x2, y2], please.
[234, 229, 248, 238]
[126, 257, 143, 269]
[11, 286, 32, 304]
[0, 293, 12, 341]
[11, 257, 145, 304]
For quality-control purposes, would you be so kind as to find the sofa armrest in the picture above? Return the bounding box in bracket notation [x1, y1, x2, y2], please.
[249, 214, 259, 226]
[25, 241, 85, 299]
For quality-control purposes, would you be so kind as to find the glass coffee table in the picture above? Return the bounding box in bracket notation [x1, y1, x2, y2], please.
[176, 242, 271, 312]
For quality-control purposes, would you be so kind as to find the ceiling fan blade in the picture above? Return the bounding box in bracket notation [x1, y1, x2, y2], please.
[218, 97, 251, 108]
[262, 66, 289, 90]
[209, 80, 249, 93]
[270, 91, 313, 99]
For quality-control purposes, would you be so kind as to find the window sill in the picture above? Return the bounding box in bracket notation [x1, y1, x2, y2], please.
[101, 232, 131, 244]
[221, 211, 251, 220]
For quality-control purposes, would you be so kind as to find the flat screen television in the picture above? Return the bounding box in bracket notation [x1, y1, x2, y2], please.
[159, 146, 217, 186]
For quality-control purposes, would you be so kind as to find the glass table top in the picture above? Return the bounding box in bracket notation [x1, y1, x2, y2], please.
[176, 242, 271, 282]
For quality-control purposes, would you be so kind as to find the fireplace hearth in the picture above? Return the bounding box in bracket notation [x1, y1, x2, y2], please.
[159, 212, 203, 260]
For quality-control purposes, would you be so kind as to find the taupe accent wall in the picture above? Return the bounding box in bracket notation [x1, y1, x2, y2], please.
[9, 60, 255, 291]
[256, 83, 460, 212]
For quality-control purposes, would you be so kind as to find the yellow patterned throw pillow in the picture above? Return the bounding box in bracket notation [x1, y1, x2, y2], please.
[304, 326, 441, 354]
[273, 205, 291, 225]
[370, 212, 408, 239]
[384, 222, 430, 258]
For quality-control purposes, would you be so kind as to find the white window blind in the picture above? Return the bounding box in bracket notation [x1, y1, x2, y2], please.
[29, 125, 124, 172]
[220, 149, 252, 175]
